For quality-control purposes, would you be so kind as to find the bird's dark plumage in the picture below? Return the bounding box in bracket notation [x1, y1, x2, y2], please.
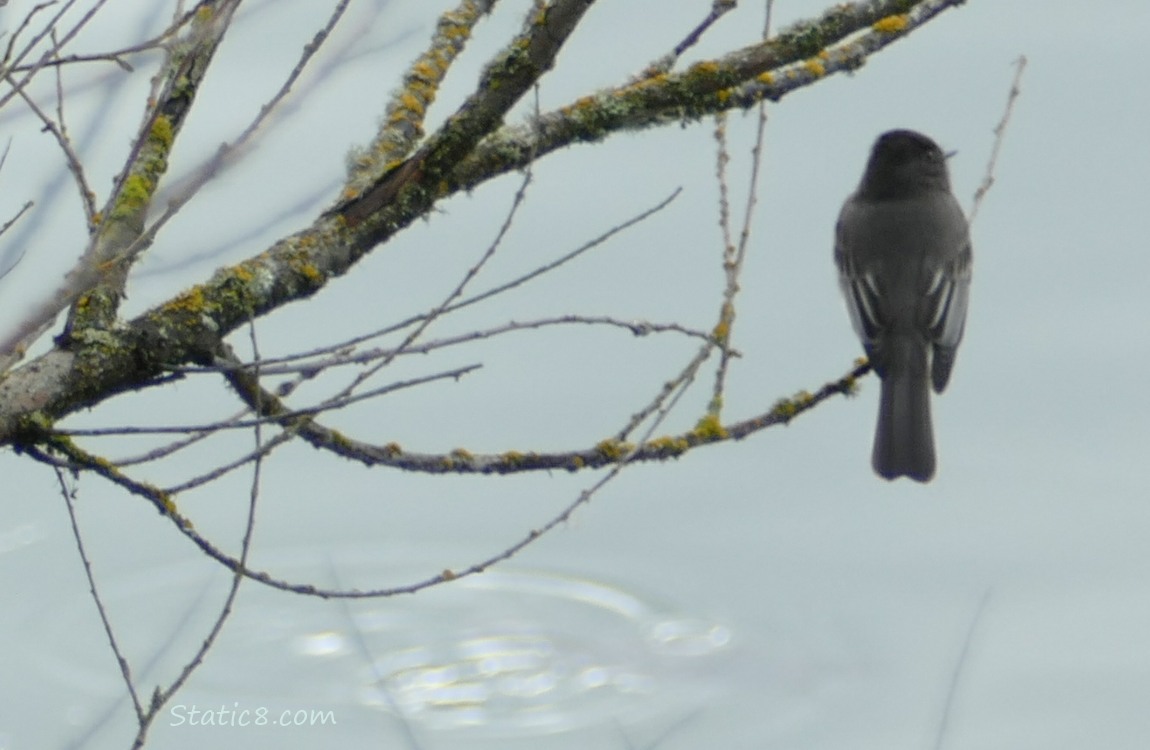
[835, 130, 972, 481]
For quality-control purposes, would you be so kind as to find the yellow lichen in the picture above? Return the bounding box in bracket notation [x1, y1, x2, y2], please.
[804, 59, 826, 77]
[712, 318, 730, 343]
[411, 60, 441, 82]
[399, 91, 425, 116]
[627, 72, 669, 93]
[231, 264, 254, 283]
[109, 173, 154, 219]
[166, 287, 207, 314]
[771, 397, 798, 420]
[687, 60, 721, 78]
[692, 414, 728, 441]
[149, 115, 174, 149]
[873, 14, 909, 33]
[647, 436, 690, 456]
[292, 261, 323, 284]
[595, 439, 633, 461]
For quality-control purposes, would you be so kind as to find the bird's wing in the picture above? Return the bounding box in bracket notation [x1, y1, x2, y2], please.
[927, 240, 972, 392]
[837, 257, 884, 350]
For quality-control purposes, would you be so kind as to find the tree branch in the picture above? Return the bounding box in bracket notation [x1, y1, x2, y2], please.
[0, 0, 956, 449]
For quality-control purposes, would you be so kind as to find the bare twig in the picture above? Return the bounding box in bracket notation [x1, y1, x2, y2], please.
[266, 188, 682, 371]
[23, 359, 867, 604]
[320, 110, 537, 411]
[0, 0, 113, 112]
[933, 588, 994, 750]
[5, 4, 199, 74]
[640, 0, 738, 76]
[128, 322, 268, 749]
[56, 364, 481, 439]
[5, 53, 97, 221]
[54, 467, 146, 721]
[342, 0, 499, 200]
[968, 55, 1026, 224]
[142, 0, 359, 245]
[0, 201, 33, 246]
[708, 0, 774, 414]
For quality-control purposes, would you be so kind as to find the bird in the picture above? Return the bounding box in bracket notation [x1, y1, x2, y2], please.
[834, 129, 972, 482]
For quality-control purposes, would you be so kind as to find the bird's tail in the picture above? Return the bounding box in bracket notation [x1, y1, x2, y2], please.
[872, 343, 935, 482]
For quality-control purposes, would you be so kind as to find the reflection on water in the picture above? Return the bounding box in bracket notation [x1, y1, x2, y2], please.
[328, 569, 733, 735]
[19, 550, 734, 743]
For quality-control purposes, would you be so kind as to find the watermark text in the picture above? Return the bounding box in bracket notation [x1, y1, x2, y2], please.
[169, 703, 336, 728]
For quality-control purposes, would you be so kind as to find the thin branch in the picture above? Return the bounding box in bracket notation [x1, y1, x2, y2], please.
[0, 201, 33, 245]
[672, 0, 737, 58]
[50, 27, 97, 220]
[5, 61, 97, 221]
[452, 1, 966, 193]
[328, 561, 426, 749]
[221, 359, 869, 476]
[4, 4, 200, 73]
[933, 588, 993, 750]
[63, 0, 245, 335]
[128, 321, 268, 747]
[709, 0, 774, 414]
[22, 358, 868, 604]
[342, 0, 500, 201]
[336, 0, 599, 227]
[163, 362, 480, 494]
[0, 0, 113, 112]
[55, 466, 146, 721]
[176, 314, 713, 380]
[55, 364, 481, 438]
[968, 54, 1026, 224]
[640, 0, 738, 76]
[246, 187, 682, 373]
[140, 0, 359, 248]
[0, 2, 239, 370]
[320, 110, 537, 412]
[0, 1, 964, 453]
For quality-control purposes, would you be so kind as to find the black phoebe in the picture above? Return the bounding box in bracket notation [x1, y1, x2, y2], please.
[835, 130, 972, 481]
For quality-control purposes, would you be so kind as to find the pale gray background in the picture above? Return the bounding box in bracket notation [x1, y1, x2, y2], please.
[1, 1, 1148, 748]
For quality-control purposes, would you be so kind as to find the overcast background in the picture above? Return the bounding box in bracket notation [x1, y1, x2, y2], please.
[1, 1, 1148, 748]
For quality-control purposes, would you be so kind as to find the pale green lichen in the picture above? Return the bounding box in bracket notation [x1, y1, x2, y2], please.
[595, 439, 634, 462]
[646, 435, 690, 456]
[692, 414, 728, 441]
